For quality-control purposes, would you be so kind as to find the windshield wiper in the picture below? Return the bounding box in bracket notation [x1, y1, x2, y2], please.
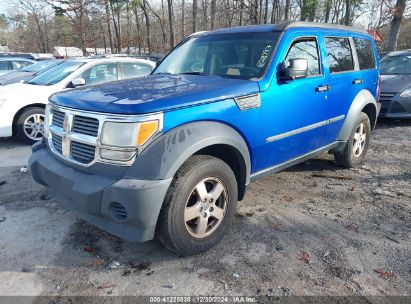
[179, 72, 209, 76]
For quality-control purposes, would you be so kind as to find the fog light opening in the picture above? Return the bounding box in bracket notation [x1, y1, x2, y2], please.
[109, 202, 128, 221]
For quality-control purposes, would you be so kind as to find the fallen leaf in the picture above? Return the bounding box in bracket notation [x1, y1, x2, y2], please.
[90, 258, 105, 267]
[298, 251, 311, 264]
[97, 283, 116, 289]
[271, 223, 287, 231]
[84, 246, 95, 253]
[374, 269, 395, 279]
[344, 223, 359, 233]
[282, 195, 294, 203]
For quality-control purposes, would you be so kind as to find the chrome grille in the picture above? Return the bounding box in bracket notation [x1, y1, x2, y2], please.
[52, 134, 62, 154]
[46, 104, 162, 167]
[72, 116, 99, 137]
[52, 110, 64, 128]
[379, 92, 396, 114]
[71, 142, 95, 164]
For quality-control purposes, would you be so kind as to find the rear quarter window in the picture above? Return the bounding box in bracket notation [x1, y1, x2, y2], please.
[325, 37, 354, 73]
[353, 38, 376, 70]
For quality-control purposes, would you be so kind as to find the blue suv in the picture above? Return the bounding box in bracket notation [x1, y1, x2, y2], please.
[30, 22, 380, 255]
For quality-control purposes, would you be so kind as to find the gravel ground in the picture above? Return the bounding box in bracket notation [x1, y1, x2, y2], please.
[0, 120, 410, 302]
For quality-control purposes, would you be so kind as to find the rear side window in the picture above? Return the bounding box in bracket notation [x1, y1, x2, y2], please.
[285, 38, 320, 76]
[0, 61, 10, 70]
[353, 38, 375, 70]
[325, 37, 354, 73]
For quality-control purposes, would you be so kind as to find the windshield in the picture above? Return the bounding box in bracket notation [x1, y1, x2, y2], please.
[380, 54, 411, 75]
[21, 60, 57, 73]
[27, 61, 84, 86]
[154, 32, 279, 79]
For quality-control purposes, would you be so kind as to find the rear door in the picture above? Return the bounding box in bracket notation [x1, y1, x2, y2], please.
[322, 35, 361, 140]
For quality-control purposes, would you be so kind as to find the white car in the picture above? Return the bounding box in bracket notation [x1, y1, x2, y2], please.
[0, 57, 156, 144]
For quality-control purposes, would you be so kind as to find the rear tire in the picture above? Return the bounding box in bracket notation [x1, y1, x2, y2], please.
[334, 112, 371, 168]
[156, 155, 238, 256]
[15, 107, 45, 145]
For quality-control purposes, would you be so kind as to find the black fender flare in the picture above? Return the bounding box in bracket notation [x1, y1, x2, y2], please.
[125, 121, 251, 187]
[338, 89, 378, 141]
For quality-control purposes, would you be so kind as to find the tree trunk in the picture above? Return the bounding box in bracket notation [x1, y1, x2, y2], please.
[141, 0, 152, 54]
[167, 0, 175, 49]
[324, 0, 332, 23]
[193, 0, 197, 32]
[264, 0, 269, 23]
[210, 0, 216, 29]
[387, 0, 406, 51]
[104, 0, 114, 54]
[181, 0, 185, 38]
[284, 0, 290, 20]
[344, 0, 350, 25]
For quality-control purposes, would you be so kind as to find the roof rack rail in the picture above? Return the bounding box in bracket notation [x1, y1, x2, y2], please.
[278, 21, 367, 34]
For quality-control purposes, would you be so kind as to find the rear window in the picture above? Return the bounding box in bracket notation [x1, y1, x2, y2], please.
[353, 38, 375, 70]
[325, 37, 354, 73]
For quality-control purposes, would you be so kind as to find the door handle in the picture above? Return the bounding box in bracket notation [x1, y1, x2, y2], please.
[316, 85, 330, 92]
[353, 78, 363, 85]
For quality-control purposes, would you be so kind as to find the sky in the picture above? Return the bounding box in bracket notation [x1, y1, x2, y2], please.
[0, 0, 13, 15]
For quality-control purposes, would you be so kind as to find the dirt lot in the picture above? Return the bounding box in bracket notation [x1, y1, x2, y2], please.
[0, 120, 410, 302]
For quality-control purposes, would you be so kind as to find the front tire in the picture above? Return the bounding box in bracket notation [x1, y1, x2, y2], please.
[157, 155, 238, 256]
[334, 112, 371, 168]
[15, 107, 45, 145]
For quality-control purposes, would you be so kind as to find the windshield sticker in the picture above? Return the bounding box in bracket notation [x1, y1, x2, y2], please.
[257, 45, 272, 68]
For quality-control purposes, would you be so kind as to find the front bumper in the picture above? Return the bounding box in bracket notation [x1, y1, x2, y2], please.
[378, 94, 411, 119]
[29, 142, 172, 242]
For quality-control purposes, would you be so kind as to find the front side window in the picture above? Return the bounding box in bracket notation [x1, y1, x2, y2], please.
[353, 38, 375, 70]
[28, 61, 84, 86]
[325, 37, 354, 73]
[154, 32, 279, 79]
[380, 54, 411, 75]
[78, 63, 118, 85]
[12, 60, 32, 70]
[285, 38, 320, 76]
[121, 62, 153, 79]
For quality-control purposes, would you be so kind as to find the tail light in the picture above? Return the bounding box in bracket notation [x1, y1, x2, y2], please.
[377, 75, 381, 102]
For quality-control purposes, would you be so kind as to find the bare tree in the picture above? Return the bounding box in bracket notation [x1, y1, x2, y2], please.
[387, 0, 406, 51]
[167, 0, 174, 48]
[193, 0, 198, 32]
[104, 0, 114, 53]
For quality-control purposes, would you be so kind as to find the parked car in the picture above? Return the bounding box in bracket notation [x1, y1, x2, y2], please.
[0, 57, 35, 76]
[0, 57, 155, 143]
[30, 22, 379, 255]
[0, 59, 62, 86]
[378, 49, 411, 119]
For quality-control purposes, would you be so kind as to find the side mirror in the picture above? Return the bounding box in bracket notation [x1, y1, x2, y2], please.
[281, 58, 308, 80]
[71, 77, 86, 87]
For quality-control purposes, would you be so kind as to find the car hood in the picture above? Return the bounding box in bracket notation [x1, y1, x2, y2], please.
[380, 74, 411, 93]
[0, 71, 34, 85]
[50, 74, 260, 114]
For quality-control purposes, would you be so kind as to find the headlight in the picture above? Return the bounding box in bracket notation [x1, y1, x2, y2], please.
[101, 118, 161, 147]
[0, 98, 7, 108]
[400, 88, 411, 98]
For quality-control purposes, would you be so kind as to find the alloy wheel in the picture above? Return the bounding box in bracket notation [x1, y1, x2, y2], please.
[23, 113, 45, 141]
[184, 177, 228, 238]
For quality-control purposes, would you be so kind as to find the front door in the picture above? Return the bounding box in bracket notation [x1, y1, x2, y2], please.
[256, 33, 332, 173]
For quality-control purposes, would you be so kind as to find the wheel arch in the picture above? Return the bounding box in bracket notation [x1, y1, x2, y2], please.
[338, 89, 377, 141]
[126, 121, 251, 201]
[12, 103, 46, 135]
